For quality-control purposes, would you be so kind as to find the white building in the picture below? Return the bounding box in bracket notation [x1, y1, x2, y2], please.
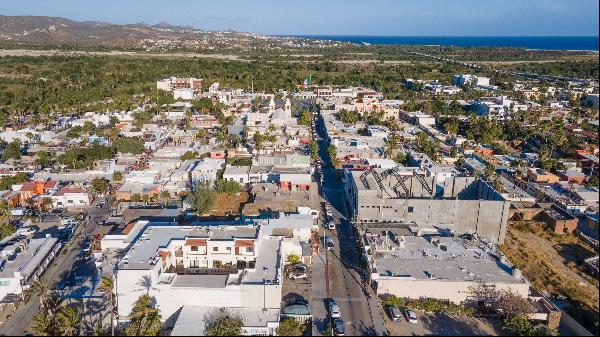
[189, 158, 225, 187]
[50, 187, 91, 208]
[109, 221, 300, 332]
[365, 231, 529, 304]
[223, 166, 251, 185]
[0, 235, 61, 302]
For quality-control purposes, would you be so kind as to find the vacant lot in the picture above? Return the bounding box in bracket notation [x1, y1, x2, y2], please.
[209, 192, 250, 216]
[500, 222, 599, 331]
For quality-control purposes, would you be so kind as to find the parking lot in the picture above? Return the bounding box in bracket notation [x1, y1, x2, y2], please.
[382, 307, 507, 336]
[282, 263, 312, 306]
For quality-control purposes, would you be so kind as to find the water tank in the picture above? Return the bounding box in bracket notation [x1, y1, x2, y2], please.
[512, 267, 522, 280]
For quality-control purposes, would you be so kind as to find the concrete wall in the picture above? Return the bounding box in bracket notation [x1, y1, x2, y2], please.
[376, 278, 529, 304]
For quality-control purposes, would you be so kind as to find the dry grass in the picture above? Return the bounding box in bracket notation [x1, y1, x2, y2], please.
[209, 192, 250, 216]
[499, 222, 599, 311]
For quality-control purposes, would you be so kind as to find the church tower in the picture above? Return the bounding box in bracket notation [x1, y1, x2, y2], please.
[285, 99, 292, 119]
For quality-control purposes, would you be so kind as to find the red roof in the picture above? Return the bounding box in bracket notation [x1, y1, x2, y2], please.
[234, 240, 255, 247]
[19, 182, 36, 192]
[185, 238, 207, 246]
[44, 181, 57, 189]
[122, 222, 136, 235]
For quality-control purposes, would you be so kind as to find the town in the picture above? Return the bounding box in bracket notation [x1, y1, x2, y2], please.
[0, 62, 598, 337]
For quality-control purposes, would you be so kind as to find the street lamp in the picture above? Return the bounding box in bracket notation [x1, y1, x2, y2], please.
[262, 267, 269, 310]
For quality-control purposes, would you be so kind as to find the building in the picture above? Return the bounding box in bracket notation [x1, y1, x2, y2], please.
[112, 219, 286, 331]
[347, 170, 510, 244]
[527, 168, 560, 184]
[364, 227, 529, 304]
[189, 158, 225, 187]
[50, 186, 91, 209]
[0, 235, 61, 302]
[157, 77, 203, 92]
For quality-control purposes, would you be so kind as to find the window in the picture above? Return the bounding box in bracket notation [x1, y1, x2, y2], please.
[408, 207, 414, 213]
[246, 247, 254, 253]
[213, 247, 218, 252]
[191, 246, 198, 252]
[190, 260, 200, 268]
[0, 280, 10, 286]
[226, 247, 231, 251]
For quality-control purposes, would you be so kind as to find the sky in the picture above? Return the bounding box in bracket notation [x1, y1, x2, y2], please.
[2, 0, 599, 36]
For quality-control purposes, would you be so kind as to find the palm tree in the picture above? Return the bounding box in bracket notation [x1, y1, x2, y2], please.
[58, 306, 81, 336]
[29, 311, 53, 336]
[384, 134, 400, 159]
[99, 276, 115, 336]
[30, 277, 49, 309]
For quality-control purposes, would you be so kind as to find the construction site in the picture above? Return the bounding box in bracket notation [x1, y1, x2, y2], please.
[345, 168, 511, 244]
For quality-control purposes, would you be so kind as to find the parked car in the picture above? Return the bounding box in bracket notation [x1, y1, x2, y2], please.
[333, 318, 345, 336]
[328, 300, 341, 318]
[291, 264, 307, 273]
[389, 306, 402, 321]
[327, 220, 336, 230]
[288, 272, 308, 280]
[404, 309, 418, 323]
[323, 236, 335, 250]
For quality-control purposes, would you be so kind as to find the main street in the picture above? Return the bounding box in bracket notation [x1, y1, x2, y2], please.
[0, 198, 112, 335]
[311, 106, 387, 336]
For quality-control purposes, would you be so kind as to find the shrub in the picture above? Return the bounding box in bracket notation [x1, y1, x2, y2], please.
[286, 254, 301, 265]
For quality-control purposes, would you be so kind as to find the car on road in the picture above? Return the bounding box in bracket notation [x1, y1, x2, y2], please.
[288, 272, 308, 280]
[323, 236, 335, 250]
[404, 309, 418, 323]
[388, 306, 402, 321]
[328, 300, 341, 318]
[333, 318, 345, 336]
[327, 220, 336, 230]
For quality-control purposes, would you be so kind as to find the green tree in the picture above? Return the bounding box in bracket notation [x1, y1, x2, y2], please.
[286, 254, 301, 265]
[123, 294, 162, 336]
[327, 145, 340, 168]
[276, 318, 304, 336]
[205, 309, 243, 336]
[1, 140, 22, 161]
[310, 140, 319, 162]
[339, 109, 358, 124]
[112, 171, 124, 184]
[91, 178, 110, 195]
[98, 276, 115, 336]
[186, 182, 216, 215]
[298, 108, 311, 126]
[215, 179, 241, 194]
[113, 137, 145, 155]
[180, 151, 199, 161]
[35, 151, 53, 168]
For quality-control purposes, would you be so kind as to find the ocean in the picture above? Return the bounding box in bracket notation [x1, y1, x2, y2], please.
[293, 35, 599, 51]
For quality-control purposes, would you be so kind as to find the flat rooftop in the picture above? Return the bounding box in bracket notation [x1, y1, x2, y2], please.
[171, 305, 279, 336]
[118, 225, 258, 270]
[372, 235, 523, 284]
[0, 236, 59, 279]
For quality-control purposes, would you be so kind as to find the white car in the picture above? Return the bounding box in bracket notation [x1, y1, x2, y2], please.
[329, 301, 341, 318]
[288, 272, 308, 280]
[404, 309, 418, 323]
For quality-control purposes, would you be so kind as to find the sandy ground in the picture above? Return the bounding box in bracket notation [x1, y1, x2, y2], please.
[0, 48, 242, 60]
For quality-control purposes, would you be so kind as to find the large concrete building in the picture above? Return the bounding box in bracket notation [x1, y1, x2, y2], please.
[363, 226, 529, 304]
[346, 168, 510, 244]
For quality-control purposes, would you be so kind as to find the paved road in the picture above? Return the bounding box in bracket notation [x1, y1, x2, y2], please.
[311, 107, 387, 336]
[0, 198, 112, 335]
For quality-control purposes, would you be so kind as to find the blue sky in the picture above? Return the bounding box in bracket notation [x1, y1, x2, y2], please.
[3, 0, 599, 36]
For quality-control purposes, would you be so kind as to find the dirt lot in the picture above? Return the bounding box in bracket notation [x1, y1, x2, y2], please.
[209, 192, 250, 216]
[382, 308, 506, 336]
[500, 222, 598, 312]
